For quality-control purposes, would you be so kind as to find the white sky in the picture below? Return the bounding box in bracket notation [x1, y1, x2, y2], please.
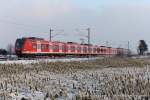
[0, 0, 150, 52]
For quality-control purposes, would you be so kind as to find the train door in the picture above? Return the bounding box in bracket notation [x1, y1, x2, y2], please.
[37, 41, 41, 53]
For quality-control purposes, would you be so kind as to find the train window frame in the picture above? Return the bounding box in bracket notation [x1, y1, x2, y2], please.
[46, 44, 49, 49]
[77, 47, 81, 51]
[53, 45, 59, 50]
[37, 44, 41, 49]
[97, 48, 100, 53]
[100, 49, 103, 53]
[32, 44, 37, 49]
[83, 47, 87, 53]
[88, 48, 92, 52]
[65, 46, 68, 51]
[59, 46, 62, 50]
[62, 45, 65, 51]
[81, 47, 83, 51]
[104, 49, 106, 53]
[15, 39, 22, 49]
[41, 44, 45, 49]
[70, 46, 75, 51]
[93, 48, 96, 53]
[49, 45, 52, 50]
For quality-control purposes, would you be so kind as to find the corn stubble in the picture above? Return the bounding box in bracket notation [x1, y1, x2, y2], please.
[0, 57, 149, 99]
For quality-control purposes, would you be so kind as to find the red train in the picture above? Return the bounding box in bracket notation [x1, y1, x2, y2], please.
[15, 37, 128, 57]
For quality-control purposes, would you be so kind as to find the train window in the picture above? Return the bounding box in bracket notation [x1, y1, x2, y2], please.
[65, 46, 68, 51]
[83, 47, 87, 52]
[104, 49, 106, 52]
[100, 49, 103, 52]
[15, 39, 22, 48]
[32, 44, 36, 49]
[53, 45, 59, 50]
[59, 46, 62, 50]
[49, 45, 52, 50]
[88, 48, 92, 52]
[37, 44, 41, 49]
[113, 50, 115, 53]
[46, 44, 49, 49]
[69, 46, 71, 50]
[70, 46, 75, 51]
[93, 48, 96, 53]
[41, 44, 45, 49]
[62, 45, 65, 51]
[103, 49, 105, 52]
[97, 48, 100, 53]
[101, 49, 103, 53]
[77, 47, 81, 51]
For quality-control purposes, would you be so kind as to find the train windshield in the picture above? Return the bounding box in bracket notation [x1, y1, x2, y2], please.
[15, 39, 22, 48]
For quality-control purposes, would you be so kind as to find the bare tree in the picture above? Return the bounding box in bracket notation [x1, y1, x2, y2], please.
[7, 43, 13, 55]
[138, 40, 148, 55]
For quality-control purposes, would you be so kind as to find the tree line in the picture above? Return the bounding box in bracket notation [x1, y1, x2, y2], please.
[138, 40, 148, 55]
[0, 44, 14, 55]
[0, 49, 7, 55]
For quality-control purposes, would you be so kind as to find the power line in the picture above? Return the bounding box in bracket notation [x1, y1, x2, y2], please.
[74, 28, 91, 59]
[0, 18, 67, 40]
[49, 28, 66, 41]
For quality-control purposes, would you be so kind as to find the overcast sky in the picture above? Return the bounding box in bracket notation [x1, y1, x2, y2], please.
[0, 0, 150, 51]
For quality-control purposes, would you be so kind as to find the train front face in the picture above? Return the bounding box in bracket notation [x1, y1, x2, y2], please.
[15, 38, 23, 56]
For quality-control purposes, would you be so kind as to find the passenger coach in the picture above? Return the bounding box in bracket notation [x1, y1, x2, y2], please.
[15, 37, 124, 57]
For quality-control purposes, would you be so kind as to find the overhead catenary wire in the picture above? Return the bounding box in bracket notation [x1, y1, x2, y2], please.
[0, 18, 68, 41]
[49, 28, 67, 41]
[0, 17, 133, 51]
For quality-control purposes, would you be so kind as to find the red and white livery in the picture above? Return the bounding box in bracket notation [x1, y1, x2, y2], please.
[15, 37, 127, 57]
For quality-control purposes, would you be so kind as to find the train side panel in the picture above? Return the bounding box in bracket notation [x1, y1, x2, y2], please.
[15, 37, 129, 57]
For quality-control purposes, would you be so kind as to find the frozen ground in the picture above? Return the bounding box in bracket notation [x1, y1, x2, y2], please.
[0, 58, 149, 100]
[0, 57, 102, 65]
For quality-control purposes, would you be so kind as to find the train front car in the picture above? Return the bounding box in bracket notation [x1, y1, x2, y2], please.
[15, 38, 23, 57]
[15, 37, 43, 57]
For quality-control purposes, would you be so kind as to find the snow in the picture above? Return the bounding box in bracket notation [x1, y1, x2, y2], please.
[0, 66, 149, 99]
[0, 58, 150, 99]
[0, 57, 102, 65]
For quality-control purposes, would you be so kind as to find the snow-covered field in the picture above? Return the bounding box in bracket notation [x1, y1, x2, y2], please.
[0, 57, 102, 65]
[0, 58, 149, 100]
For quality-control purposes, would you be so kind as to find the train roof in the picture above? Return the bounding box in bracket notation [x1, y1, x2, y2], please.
[80, 43, 92, 46]
[22, 37, 44, 40]
[100, 46, 106, 47]
[51, 41, 66, 44]
[67, 42, 79, 44]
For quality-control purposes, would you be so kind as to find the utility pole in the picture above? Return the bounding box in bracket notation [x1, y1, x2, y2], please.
[87, 28, 90, 46]
[76, 28, 91, 59]
[128, 41, 130, 56]
[50, 28, 53, 41]
[87, 28, 90, 59]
